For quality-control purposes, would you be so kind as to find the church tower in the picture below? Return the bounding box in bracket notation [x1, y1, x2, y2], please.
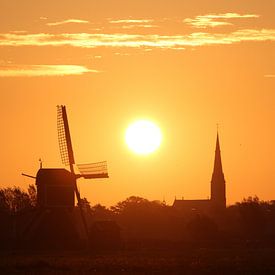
[210, 132, 226, 210]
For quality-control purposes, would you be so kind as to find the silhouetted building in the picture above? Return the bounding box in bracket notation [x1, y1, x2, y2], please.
[36, 168, 75, 208]
[19, 168, 87, 249]
[173, 132, 226, 215]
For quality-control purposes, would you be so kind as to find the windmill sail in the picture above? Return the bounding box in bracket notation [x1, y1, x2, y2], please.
[77, 161, 108, 179]
[57, 105, 89, 238]
[57, 105, 75, 167]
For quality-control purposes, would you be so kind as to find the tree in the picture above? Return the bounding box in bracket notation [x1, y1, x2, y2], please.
[237, 196, 267, 238]
[110, 196, 149, 214]
[91, 204, 114, 220]
[0, 189, 9, 212]
[0, 186, 35, 214]
[78, 197, 91, 210]
[27, 184, 37, 207]
[110, 196, 173, 240]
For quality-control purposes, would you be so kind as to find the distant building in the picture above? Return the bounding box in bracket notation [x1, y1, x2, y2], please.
[173, 132, 226, 215]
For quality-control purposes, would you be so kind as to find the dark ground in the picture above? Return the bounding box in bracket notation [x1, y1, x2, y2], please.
[1, 246, 275, 274]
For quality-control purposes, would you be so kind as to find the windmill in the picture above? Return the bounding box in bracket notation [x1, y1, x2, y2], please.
[56, 105, 109, 234]
[21, 106, 108, 248]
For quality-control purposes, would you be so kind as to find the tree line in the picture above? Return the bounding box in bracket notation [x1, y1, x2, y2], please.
[1, 185, 275, 246]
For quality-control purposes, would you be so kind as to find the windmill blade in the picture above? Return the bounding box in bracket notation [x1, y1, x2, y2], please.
[77, 161, 109, 179]
[57, 105, 89, 238]
[57, 105, 75, 168]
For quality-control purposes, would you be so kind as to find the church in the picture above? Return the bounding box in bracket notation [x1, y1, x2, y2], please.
[173, 132, 226, 214]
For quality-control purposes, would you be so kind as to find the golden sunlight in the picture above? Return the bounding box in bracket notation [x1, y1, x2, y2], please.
[125, 120, 162, 155]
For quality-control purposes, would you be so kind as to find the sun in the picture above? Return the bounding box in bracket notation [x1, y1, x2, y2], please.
[125, 120, 162, 155]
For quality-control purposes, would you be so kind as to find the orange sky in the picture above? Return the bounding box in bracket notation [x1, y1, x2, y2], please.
[0, 0, 274, 206]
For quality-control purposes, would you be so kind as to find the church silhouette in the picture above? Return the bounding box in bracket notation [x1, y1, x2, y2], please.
[173, 132, 226, 215]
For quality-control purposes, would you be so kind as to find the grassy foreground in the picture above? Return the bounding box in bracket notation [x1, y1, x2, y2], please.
[1, 247, 275, 274]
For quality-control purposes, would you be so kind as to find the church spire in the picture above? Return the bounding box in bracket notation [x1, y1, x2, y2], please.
[211, 131, 226, 209]
[212, 132, 223, 177]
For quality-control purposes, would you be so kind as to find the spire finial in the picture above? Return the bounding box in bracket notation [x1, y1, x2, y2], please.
[39, 158, 43, 169]
[216, 123, 220, 134]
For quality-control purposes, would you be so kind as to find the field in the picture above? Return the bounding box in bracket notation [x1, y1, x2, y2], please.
[1, 246, 275, 274]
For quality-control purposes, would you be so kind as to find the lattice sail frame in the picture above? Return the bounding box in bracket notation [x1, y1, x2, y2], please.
[77, 161, 108, 179]
[57, 105, 74, 166]
[57, 105, 108, 179]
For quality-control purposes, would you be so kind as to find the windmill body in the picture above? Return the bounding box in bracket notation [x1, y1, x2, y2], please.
[36, 168, 75, 208]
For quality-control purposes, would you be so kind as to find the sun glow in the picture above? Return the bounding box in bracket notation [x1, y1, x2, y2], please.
[125, 120, 162, 155]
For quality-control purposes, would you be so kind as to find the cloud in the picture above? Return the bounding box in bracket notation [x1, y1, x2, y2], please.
[109, 19, 154, 24]
[0, 29, 274, 50]
[184, 13, 259, 28]
[109, 19, 157, 29]
[264, 74, 275, 78]
[115, 52, 131, 56]
[46, 19, 90, 26]
[184, 18, 233, 28]
[0, 65, 97, 77]
[121, 24, 158, 29]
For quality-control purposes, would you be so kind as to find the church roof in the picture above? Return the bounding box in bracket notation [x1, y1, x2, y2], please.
[173, 199, 210, 208]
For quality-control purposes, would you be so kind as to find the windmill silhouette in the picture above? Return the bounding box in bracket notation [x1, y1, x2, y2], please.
[57, 105, 108, 231]
[21, 106, 108, 248]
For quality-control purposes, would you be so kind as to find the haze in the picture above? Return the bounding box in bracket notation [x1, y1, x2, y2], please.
[0, 0, 274, 206]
